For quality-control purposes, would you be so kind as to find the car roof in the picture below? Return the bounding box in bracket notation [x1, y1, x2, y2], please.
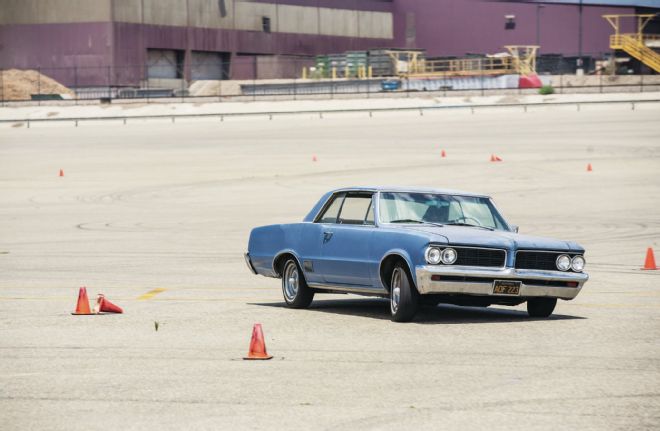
[329, 186, 491, 199]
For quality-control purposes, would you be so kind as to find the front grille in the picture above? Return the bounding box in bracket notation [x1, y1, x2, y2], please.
[451, 247, 506, 268]
[515, 251, 577, 271]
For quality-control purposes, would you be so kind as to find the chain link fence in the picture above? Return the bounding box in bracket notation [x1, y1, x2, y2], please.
[1, 53, 659, 106]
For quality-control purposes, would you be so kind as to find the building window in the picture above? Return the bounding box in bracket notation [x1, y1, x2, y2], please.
[262, 16, 271, 33]
[505, 15, 516, 30]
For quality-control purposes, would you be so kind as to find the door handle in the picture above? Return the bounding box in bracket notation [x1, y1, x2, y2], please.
[323, 231, 334, 242]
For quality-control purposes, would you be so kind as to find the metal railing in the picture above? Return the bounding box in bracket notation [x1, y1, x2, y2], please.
[1, 54, 659, 106]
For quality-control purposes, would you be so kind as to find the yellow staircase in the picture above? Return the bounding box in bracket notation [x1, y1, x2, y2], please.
[604, 14, 660, 73]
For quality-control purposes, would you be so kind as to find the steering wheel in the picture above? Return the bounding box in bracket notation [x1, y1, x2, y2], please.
[453, 216, 482, 226]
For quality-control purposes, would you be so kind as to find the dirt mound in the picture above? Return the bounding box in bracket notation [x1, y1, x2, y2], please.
[1, 69, 74, 101]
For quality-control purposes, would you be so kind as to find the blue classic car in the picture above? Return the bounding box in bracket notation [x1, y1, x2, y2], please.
[245, 187, 588, 322]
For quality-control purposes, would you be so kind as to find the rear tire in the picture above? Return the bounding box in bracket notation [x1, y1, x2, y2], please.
[527, 298, 557, 318]
[281, 259, 314, 309]
[390, 263, 420, 322]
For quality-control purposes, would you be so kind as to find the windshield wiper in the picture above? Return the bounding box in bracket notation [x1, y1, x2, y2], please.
[390, 219, 445, 228]
[444, 222, 494, 231]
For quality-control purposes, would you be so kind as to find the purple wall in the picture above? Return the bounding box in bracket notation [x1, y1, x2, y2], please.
[0, 0, 648, 88]
[112, 22, 394, 83]
[0, 22, 114, 86]
[393, 0, 636, 57]
[250, 0, 393, 12]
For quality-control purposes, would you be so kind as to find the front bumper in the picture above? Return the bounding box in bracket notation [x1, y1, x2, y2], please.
[415, 265, 588, 300]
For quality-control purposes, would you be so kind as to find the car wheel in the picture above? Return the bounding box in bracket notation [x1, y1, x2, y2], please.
[527, 298, 557, 318]
[282, 259, 314, 309]
[390, 263, 420, 322]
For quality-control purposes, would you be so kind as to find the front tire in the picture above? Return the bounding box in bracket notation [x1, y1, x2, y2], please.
[281, 259, 314, 309]
[527, 298, 557, 317]
[390, 263, 420, 322]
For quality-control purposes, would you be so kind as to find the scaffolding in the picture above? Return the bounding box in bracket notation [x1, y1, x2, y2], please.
[604, 14, 660, 73]
[386, 46, 539, 78]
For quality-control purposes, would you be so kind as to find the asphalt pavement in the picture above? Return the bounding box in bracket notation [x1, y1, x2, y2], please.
[0, 101, 659, 430]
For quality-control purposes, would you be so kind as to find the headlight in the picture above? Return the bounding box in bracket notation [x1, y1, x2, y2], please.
[556, 254, 571, 271]
[425, 247, 441, 264]
[441, 248, 458, 265]
[571, 255, 585, 272]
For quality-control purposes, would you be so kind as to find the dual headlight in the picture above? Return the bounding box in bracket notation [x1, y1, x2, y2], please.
[556, 254, 585, 272]
[425, 247, 457, 265]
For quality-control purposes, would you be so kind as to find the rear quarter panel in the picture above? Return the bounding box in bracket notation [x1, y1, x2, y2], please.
[248, 223, 322, 278]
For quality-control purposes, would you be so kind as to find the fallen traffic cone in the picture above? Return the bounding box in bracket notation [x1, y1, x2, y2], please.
[490, 154, 502, 162]
[94, 294, 123, 314]
[642, 247, 658, 270]
[441, 149, 446, 158]
[587, 163, 593, 172]
[71, 286, 93, 315]
[312, 155, 317, 162]
[495, 156, 502, 162]
[244, 323, 273, 360]
[59, 169, 64, 177]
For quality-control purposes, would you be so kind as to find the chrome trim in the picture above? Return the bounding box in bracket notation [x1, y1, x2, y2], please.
[244, 253, 257, 275]
[308, 282, 388, 296]
[515, 249, 585, 273]
[424, 246, 441, 264]
[428, 244, 508, 270]
[571, 255, 586, 273]
[556, 254, 571, 272]
[441, 247, 457, 265]
[415, 265, 589, 300]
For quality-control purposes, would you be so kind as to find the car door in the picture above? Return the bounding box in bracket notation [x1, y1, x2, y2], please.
[317, 192, 376, 286]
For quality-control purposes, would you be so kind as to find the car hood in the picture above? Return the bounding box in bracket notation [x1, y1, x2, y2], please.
[401, 225, 583, 251]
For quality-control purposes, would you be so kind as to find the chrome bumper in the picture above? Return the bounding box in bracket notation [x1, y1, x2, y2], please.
[415, 265, 588, 300]
[244, 252, 257, 275]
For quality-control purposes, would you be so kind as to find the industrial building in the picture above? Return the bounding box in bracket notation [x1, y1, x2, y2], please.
[0, 0, 658, 89]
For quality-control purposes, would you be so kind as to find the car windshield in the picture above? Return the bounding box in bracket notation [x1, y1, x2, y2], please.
[378, 192, 509, 230]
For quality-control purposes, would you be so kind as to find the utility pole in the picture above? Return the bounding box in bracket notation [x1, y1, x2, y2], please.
[578, 0, 584, 74]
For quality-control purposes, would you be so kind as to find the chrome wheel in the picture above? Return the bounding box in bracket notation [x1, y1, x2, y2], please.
[391, 268, 401, 314]
[283, 261, 299, 302]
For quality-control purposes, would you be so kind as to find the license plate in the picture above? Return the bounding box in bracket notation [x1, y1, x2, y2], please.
[493, 280, 521, 295]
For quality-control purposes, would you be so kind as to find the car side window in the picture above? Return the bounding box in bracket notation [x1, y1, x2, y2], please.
[316, 193, 344, 223]
[338, 194, 374, 225]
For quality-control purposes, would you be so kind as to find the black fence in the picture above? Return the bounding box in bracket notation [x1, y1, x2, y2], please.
[1, 53, 658, 105]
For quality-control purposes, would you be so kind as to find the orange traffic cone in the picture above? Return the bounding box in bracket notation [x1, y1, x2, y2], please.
[244, 323, 273, 360]
[642, 247, 658, 270]
[587, 163, 593, 172]
[490, 154, 496, 162]
[312, 155, 317, 162]
[72, 287, 93, 315]
[495, 156, 502, 162]
[59, 169, 64, 177]
[441, 149, 446, 158]
[94, 294, 123, 314]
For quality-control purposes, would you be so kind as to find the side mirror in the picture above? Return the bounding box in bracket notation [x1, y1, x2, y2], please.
[510, 225, 519, 233]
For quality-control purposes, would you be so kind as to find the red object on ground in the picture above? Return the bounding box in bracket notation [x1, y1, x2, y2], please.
[244, 323, 273, 360]
[587, 163, 593, 172]
[312, 155, 317, 162]
[490, 154, 502, 162]
[72, 287, 93, 315]
[519, 74, 542, 89]
[441, 150, 446, 158]
[59, 169, 64, 177]
[95, 294, 123, 313]
[642, 247, 658, 270]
